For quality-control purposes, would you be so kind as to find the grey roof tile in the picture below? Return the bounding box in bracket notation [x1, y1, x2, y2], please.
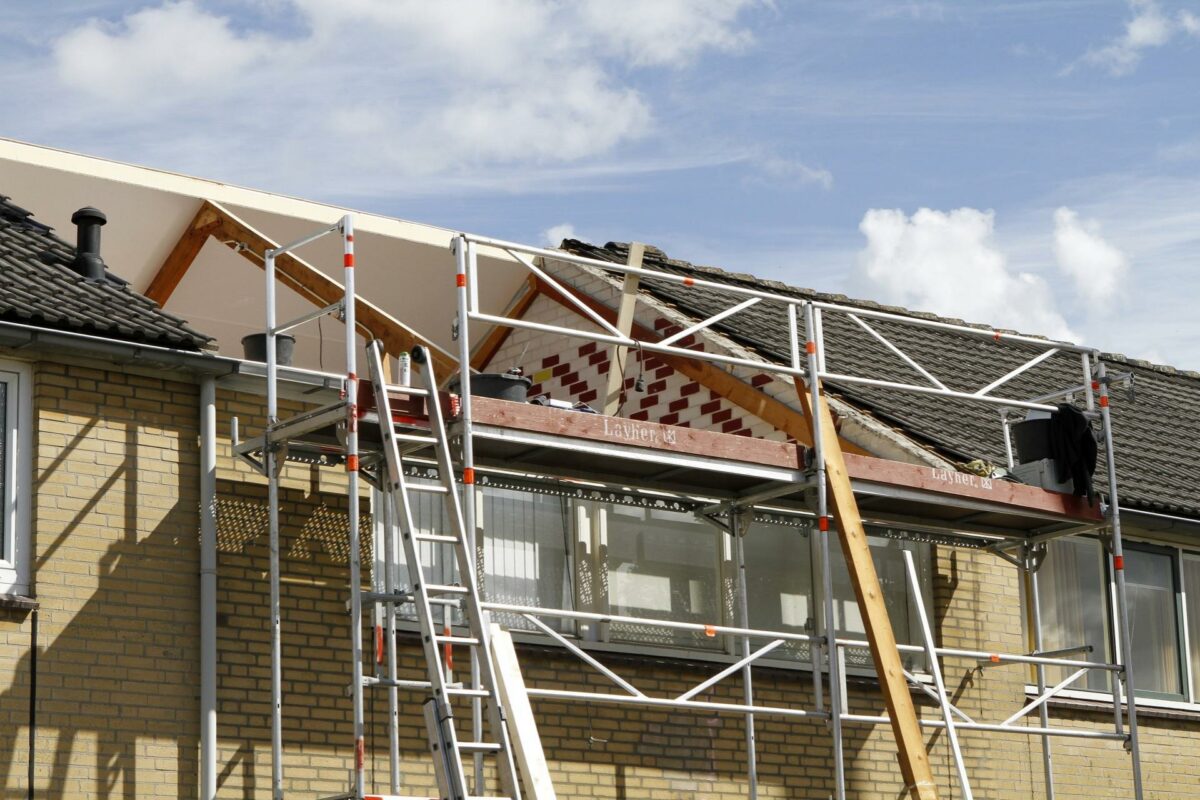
[0, 194, 212, 350]
[562, 239, 1200, 518]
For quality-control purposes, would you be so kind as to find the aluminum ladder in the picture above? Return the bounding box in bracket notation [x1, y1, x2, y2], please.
[366, 340, 523, 800]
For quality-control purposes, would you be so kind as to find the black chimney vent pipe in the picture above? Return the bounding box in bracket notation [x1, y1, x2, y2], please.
[70, 206, 107, 280]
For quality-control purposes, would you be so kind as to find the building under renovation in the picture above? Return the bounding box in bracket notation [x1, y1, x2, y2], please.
[1, 139, 1200, 799]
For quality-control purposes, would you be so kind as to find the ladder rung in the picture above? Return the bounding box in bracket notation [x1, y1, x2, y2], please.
[446, 686, 492, 698]
[424, 583, 470, 596]
[413, 533, 460, 544]
[392, 432, 437, 445]
[458, 741, 503, 753]
[406, 483, 449, 494]
[436, 634, 480, 646]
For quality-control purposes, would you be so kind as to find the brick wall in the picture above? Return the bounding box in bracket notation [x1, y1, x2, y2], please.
[1, 350, 1198, 799]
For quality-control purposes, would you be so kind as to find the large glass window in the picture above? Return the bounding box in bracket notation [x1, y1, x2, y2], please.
[829, 534, 930, 671]
[741, 518, 813, 661]
[0, 363, 30, 596]
[1123, 544, 1184, 698]
[1184, 555, 1200, 700]
[604, 504, 722, 649]
[1038, 538, 1110, 691]
[1036, 536, 1200, 702]
[480, 486, 573, 632]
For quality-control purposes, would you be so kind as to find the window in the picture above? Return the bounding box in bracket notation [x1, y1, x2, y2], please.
[0, 361, 31, 596]
[1036, 535, 1200, 703]
[604, 504, 722, 649]
[374, 476, 937, 672]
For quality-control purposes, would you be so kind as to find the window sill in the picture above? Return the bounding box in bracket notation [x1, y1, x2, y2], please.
[0, 593, 38, 611]
[1026, 685, 1200, 722]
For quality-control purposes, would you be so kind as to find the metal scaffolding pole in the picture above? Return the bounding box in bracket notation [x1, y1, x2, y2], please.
[1096, 362, 1144, 800]
[1025, 548, 1056, 800]
[805, 303, 846, 800]
[453, 235, 486, 792]
[264, 247, 285, 800]
[731, 510, 759, 800]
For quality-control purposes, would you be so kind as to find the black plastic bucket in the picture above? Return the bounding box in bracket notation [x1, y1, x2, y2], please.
[1013, 418, 1053, 463]
[241, 333, 296, 366]
[450, 372, 532, 403]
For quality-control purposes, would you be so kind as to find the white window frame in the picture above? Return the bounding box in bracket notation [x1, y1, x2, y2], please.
[0, 360, 32, 596]
[1028, 532, 1200, 712]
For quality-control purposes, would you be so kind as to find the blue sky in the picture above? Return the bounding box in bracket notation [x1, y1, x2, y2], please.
[2, 1, 1199, 366]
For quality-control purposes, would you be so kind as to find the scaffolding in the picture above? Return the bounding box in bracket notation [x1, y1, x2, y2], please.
[233, 220, 1146, 800]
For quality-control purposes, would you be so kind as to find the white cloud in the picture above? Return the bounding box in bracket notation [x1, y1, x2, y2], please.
[576, 0, 758, 68]
[1077, 0, 1195, 75]
[751, 156, 834, 189]
[53, 2, 271, 106]
[1052, 207, 1128, 309]
[543, 223, 578, 247]
[35, 0, 764, 195]
[858, 208, 1076, 342]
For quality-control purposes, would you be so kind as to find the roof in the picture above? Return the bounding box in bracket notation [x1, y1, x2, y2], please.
[562, 239, 1200, 519]
[0, 194, 212, 350]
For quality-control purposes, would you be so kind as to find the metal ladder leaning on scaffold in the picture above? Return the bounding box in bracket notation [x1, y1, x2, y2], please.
[365, 339, 523, 800]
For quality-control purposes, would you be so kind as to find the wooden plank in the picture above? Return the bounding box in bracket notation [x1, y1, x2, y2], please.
[603, 242, 645, 414]
[533, 276, 869, 455]
[798, 377, 939, 800]
[471, 396, 806, 468]
[144, 202, 223, 305]
[490, 625, 557, 800]
[843, 452, 1102, 522]
[471, 275, 539, 370]
[204, 200, 458, 376]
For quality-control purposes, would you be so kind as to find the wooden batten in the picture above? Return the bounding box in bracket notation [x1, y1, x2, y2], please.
[144, 202, 223, 305]
[798, 377, 940, 800]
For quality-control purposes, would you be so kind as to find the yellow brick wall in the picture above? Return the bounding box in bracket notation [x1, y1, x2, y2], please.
[1, 354, 1198, 799]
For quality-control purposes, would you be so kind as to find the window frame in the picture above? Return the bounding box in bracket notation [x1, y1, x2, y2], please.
[1030, 532, 1200, 710]
[0, 360, 32, 597]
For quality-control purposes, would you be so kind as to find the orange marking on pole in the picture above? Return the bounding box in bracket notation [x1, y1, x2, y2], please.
[989, 654, 1001, 663]
[1099, 395, 1109, 407]
[346, 455, 360, 472]
[456, 274, 467, 287]
[1114, 555, 1125, 570]
[346, 233, 354, 242]
[443, 624, 454, 671]
[344, 253, 355, 268]
[805, 341, 817, 354]
[682, 277, 695, 286]
[993, 331, 1002, 342]
[463, 467, 475, 484]
[818, 515, 829, 532]
[376, 625, 383, 664]
[704, 624, 717, 638]
[1092, 381, 1100, 391]
[355, 737, 365, 770]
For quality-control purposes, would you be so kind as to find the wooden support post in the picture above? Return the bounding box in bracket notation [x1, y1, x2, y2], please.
[490, 625, 556, 800]
[603, 242, 645, 415]
[798, 377, 939, 800]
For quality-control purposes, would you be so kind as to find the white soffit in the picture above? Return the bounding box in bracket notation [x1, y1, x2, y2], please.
[0, 138, 531, 370]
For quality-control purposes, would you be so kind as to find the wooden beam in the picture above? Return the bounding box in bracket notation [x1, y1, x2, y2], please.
[144, 201, 223, 306]
[603, 242, 645, 414]
[471, 275, 539, 371]
[203, 200, 458, 377]
[490, 625, 557, 800]
[532, 276, 868, 455]
[798, 377, 939, 800]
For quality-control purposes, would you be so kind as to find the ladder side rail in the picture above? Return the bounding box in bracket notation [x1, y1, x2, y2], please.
[415, 343, 523, 800]
[368, 341, 469, 799]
